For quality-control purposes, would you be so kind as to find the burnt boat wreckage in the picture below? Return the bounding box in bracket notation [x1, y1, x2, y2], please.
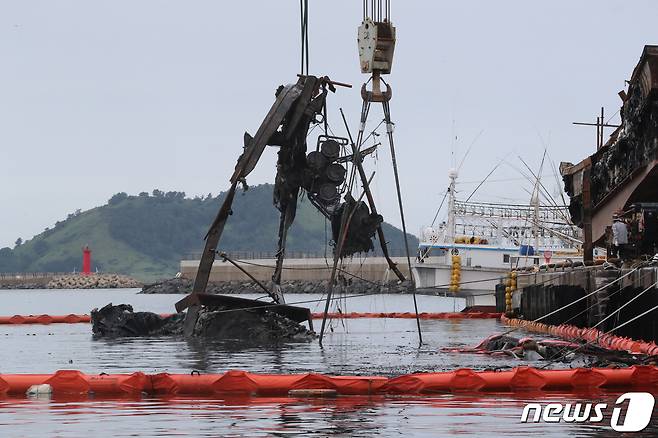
[93, 3, 423, 343]
[561, 45, 658, 260]
[496, 46, 658, 353]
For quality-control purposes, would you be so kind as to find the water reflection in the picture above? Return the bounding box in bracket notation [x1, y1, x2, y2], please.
[2, 392, 657, 437]
[4, 290, 658, 436]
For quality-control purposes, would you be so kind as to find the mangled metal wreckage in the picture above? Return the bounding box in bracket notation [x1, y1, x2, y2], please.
[561, 45, 658, 255]
[91, 75, 408, 340]
[179, 74, 410, 337]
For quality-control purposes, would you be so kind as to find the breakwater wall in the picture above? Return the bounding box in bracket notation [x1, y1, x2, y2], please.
[141, 277, 413, 295]
[0, 273, 141, 290]
[179, 257, 411, 283]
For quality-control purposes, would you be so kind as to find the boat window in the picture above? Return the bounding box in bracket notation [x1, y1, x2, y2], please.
[466, 257, 472, 267]
[503, 254, 510, 263]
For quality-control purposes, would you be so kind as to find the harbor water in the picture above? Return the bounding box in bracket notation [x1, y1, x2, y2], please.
[0, 289, 656, 437]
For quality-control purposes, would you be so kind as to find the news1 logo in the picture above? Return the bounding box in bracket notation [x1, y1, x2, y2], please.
[520, 392, 655, 432]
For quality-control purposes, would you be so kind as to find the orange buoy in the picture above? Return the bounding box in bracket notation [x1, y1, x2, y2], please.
[0, 312, 501, 326]
[503, 317, 658, 355]
[1, 367, 657, 397]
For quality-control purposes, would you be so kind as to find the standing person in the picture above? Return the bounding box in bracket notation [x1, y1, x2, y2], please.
[605, 226, 615, 258]
[612, 214, 629, 259]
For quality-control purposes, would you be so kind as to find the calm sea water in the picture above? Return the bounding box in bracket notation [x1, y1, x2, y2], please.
[0, 289, 656, 437]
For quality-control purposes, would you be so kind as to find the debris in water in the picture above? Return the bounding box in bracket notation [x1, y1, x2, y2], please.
[445, 333, 658, 367]
[91, 303, 315, 342]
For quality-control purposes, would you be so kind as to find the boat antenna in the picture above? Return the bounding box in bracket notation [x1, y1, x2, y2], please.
[450, 118, 457, 168]
[517, 155, 573, 225]
[457, 129, 484, 172]
[535, 129, 570, 210]
[464, 155, 508, 203]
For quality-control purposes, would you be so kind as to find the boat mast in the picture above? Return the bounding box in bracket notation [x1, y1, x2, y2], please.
[531, 189, 540, 251]
[447, 169, 458, 244]
[531, 152, 547, 252]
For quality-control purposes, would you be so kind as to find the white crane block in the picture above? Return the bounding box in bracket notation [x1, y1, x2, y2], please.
[358, 18, 396, 74]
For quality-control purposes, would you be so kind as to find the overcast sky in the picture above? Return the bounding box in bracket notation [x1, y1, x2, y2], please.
[1, 1, 657, 248]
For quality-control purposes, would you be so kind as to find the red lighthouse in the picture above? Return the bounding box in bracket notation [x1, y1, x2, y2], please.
[82, 245, 92, 275]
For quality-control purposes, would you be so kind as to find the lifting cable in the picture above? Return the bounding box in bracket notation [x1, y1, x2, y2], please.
[299, 0, 309, 75]
[364, 0, 390, 22]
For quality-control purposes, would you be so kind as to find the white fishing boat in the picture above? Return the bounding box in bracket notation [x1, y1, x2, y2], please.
[413, 169, 594, 311]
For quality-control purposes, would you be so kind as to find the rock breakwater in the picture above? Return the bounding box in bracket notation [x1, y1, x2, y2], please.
[141, 277, 413, 295]
[47, 274, 141, 289]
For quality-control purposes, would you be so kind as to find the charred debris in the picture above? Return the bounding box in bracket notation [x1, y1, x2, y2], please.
[94, 3, 422, 342]
[91, 303, 314, 343]
[561, 45, 658, 260]
[92, 76, 401, 341]
[162, 73, 410, 340]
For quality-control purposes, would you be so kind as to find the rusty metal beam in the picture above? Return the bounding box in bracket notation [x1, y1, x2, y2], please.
[180, 181, 238, 335]
[179, 78, 311, 336]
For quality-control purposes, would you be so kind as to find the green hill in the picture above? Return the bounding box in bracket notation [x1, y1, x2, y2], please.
[0, 184, 418, 282]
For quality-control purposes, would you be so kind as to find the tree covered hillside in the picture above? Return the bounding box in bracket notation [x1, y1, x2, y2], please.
[0, 184, 418, 282]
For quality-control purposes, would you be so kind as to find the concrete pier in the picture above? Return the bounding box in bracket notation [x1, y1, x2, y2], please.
[497, 265, 658, 343]
[180, 257, 411, 283]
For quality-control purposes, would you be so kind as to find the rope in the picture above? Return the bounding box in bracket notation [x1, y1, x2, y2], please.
[521, 267, 638, 323]
[592, 279, 656, 331]
[606, 298, 658, 335]
[183, 289, 399, 318]
[465, 158, 506, 203]
[546, 268, 654, 329]
[498, 265, 643, 339]
[319, 173, 374, 343]
[537, 278, 658, 367]
[522, 268, 644, 353]
[219, 255, 596, 292]
[430, 190, 449, 228]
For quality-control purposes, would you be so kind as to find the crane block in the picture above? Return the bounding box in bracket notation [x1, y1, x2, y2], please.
[358, 18, 396, 75]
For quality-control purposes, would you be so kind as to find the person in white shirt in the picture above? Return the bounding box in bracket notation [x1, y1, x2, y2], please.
[612, 215, 629, 259]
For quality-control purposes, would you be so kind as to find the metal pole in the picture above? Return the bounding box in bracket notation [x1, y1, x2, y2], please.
[340, 108, 406, 281]
[319, 174, 375, 345]
[382, 100, 423, 344]
[600, 107, 605, 148]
